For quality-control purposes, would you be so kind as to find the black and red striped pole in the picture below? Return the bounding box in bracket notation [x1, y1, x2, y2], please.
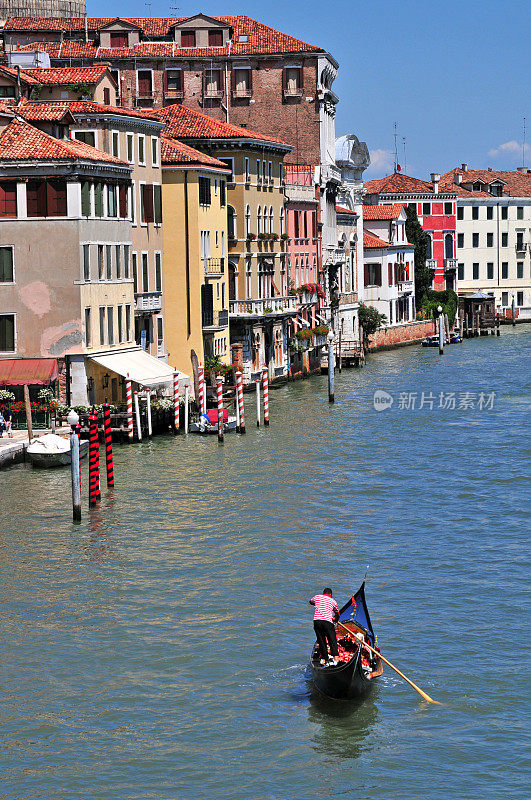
[76, 422, 82, 492]
[102, 402, 114, 487]
[88, 409, 101, 507]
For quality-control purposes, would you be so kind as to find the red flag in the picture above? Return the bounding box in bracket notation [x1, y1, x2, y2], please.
[396, 164, 402, 172]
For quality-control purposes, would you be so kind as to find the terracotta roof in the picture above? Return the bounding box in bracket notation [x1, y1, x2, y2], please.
[161, 136, 230, 170]
[440, 168, 531, 198]
[145, 103, 289, 147]
[362, 203, 406, 220]
[364, 172, 435, 195]
[5, 15, 325, 57]
[336, 205, 357, 214]
[0, 116, 128, 166]
[58, 100, 161, 122]
[0, 98, 75, 123]
[0, 64, 40, 85]
[363, 231, 389, 249]
[24, 66, 110, 85]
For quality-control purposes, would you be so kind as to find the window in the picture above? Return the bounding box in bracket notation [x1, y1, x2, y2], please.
[107, 306, 114, 345]
[279, 163, 283, 185]
[232, 68, 251, 97]
[457, 233, 464, 248]
[0, 86, 15, 98]
[268, 162, 273, 183]
[279, 207, 284, 236]
[0, 246, 13, 282]
[0, 182, 17, 217]
[126, 133, 134, 163]
[119, 184, 128, 218]
[151, 137, 159, 167]
[106, 245, 112, 280]
[115, 245, 121, 279]
[502, 232, 508, 247]
[200, 230, 211, 262]
[293, 209, 299, 239]
[422, 202, 431, 216]
[98, 245, 104, 279]
[219, 180, 226, 208]
[138, 134, 145, 165]
[124, 245, 130, 279]
[165, 69, 182, 93]
[110, 31, 128, 48]
[517, 291, 524, 306]
[472, 233, 479, 248]
[444, 233, 453, 259]
[155, 252, 162, 292]
[283, 66, 302, 96]
[199, 176, 211, 206]
[220, 158, 234, 183]
[118, 305, 123, 343]
[257, 206, 262, 235]
[245, 205, 251, 237]
[472, 263, 479, 280]
[269, 206, 274, 235]
[156, 317, 164, 355]
[111, 130, 119, 158]
[99, 307, 106, 345]
[502, 292, 508, 306]
[487, 232, 494, 247]
[81, 181, 91, 216]
[110, 68, 119, 93]
[83, 244, 90, 281]
[501, 206, 508, 220]
[204, 69, 222, 98]
[457, 206, 464, 220]
[142, 253, 149, 291]
[486, 206, 493, 220]
[208, 28, 223, 46]
[262, 160, 267, 181]
[132, 252, 138, 293]
[517, 261, 524, 279]
[74, 130, 96, 148]
[458, 262, 464, 281]
[472, 206, 479, 220]
[137, 70, 152, 98]
[141, 184, 154, 223]
[516, 231, 524, 250]
[244, 157, 250, 182]
[364, 263, 381, 286]
[0, 314, 14, 351]
[27, 180, 66, 217]
[94, 182, 104, 217]
[444, 202, 452, 215]
[517, 206, 524, 220]
[107, 185, 117, 217]
[125, 304, 132, 341]
[181, 30, 196, 47]
[154, 184, 162, 224]
[84, 307, 91, 347]
[501, 262, 508, 279]
[487, 262, 494, 280]
[130, 182, 135, 224]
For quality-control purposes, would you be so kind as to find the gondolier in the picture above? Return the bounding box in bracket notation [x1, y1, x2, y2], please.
[309, 588, 340, 666]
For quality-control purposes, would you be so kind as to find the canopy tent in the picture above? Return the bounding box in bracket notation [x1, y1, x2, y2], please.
[89, 349, 189, 389]
[0, 358, 59, 386]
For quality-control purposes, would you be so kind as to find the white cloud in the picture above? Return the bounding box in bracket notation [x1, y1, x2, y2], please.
[488, 140, 530, 159]
[365, 148, 394, 177]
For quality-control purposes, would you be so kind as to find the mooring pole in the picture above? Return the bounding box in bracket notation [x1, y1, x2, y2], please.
[173, 373, 180, 433]
[338, 329, 342, 373]
[327, 332, 335, 402]
[145, 388, 152, 437]
[262, 366, 270, 426]
[438, 305, 444, 355]
[133, 390, 142, 441]
[217, 375, 224, 443]
[23, 383, 33, 442]
[103, 402, 114, 487]
[236, 370, 245, 433]
[255, 378, 261, 427]
[511, 295, 515, 327]
[88, 409, 101, 506]
[184, 384, 189, 433]
[126, 374, 133, 440]
[496, 313, 500, 336]
[67, 409, 81, 522]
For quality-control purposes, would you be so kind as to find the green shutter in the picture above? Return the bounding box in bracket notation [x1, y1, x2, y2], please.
[154, 184, 162, 224]
[0, 247, 13, 282]
[94, 183, 103, 217]
[81, 181, 91, 216]
[0, 314, 14, 351]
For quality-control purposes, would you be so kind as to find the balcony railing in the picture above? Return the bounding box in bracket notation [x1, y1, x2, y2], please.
[283, 87, 303, 97]
[444, 258, 457, 271]
[515, 242, 526, 253]
[135, 291, 162, 313]
[397, 280, 414, 293]
[338, 291, 358, 305]
[229, 296, 297, 317]
[204, 89, 223, 99]
[232, 88, 252, 98]
[202, 308, 229, 329]
[204, 257, 225, 275]
[426, 259, 437, 271]
[164, 88, 184, 100]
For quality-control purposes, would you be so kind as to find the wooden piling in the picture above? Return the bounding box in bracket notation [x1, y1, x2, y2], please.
[255, 379, 261, 427]
[70, 430, 81, 522]
[236, 371, 245, 433]
[173, 373, 180, 433]
[184, 384, 189, 433]
[103, 402, 114, 487]
[262, 367, 270, 426]
[145, 388, 152, 437]
[217, 376, 224, 443]
[328, 338, 335, 402]
[23, 384, 33, 442]
[133, 391, 142, 441]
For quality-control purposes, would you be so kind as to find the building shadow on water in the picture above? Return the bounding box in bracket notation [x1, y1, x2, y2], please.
[307, 689, 380, 760]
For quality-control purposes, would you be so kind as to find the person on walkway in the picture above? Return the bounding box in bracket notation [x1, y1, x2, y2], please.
[4, 408, 12, 438]
[0, 410, 5, 438]
[309, 588, 340, 666]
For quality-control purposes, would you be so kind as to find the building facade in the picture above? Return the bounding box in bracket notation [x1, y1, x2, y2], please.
[439, 166, 531, 317]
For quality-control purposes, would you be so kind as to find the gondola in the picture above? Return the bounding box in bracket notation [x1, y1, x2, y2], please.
[309, 582, 383, 701]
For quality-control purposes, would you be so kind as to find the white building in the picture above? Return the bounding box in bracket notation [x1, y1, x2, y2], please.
[362, 204, 415, 324]
[440, 166, 531, 318]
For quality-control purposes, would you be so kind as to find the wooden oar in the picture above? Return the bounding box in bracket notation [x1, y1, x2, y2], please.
[337, 621, 441, 705]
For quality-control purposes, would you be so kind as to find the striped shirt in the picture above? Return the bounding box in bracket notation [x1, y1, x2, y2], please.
[310, 594, 339, 622]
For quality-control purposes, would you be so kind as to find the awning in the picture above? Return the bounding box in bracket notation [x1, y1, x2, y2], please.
[0, 358, 58, 386]
[89, 349, 189, 388]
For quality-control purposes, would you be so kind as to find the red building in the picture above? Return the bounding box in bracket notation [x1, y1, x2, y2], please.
[363, 171, 457, 291]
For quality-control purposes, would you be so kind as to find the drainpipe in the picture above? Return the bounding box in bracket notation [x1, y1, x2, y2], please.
[184, 172, 191, 337]
[224, 39, 232, 124]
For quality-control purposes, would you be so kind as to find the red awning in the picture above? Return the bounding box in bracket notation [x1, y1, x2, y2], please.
[0, 358, 59, 386]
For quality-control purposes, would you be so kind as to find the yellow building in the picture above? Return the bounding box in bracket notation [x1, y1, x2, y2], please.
[161, 136, 231, 378]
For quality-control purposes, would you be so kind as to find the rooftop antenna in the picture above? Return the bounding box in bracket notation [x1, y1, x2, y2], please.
[402, 137, 407, 175]
[393, 122, 398, 172]
[145, 2, 152, 15]
[169, 3, 180, 15]
[523, 117, 527, 168]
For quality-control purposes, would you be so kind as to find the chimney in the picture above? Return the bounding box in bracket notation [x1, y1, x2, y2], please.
[517, 166, 528, 173]
[461, 163, 468, 172]
[454, 171, 462, 185]
[431, 172, 440, 193]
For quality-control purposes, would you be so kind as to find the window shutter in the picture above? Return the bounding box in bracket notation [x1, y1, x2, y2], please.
[94, 183, 103, 217]
[219, 68, 224, 92]
[231, 67, 236, 93]
[154, 184, 162, 224]
[0, 182, 16, 217]
[282, 67, 287, 93]
[47, 180, 66, 216]
[163, 68, 168, 92]
[81, 181, 91, 216]
[119, 184, 128, 218]
[0, 247, 13, 282]
[297, 67, 303, 93]
[142, 184, 154, 222]
[248, 67, 253, 93]
[364, 264, 369, 286]
[388, 263, 393, 286]
[376, 264, 381, 286]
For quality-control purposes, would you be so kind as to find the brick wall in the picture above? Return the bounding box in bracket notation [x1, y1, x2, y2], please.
[368, 320, 436, 351]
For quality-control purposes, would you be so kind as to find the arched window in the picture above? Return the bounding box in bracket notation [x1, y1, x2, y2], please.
[306, 256, 310, 282]
[269, 206, 274, 235]
[295, 257, 299, 286]
[279, 207, 285, 236]
[426, 235, 433, 260]
[227, 205, 236, 239]
[445, 233, 453, 259]
[257, 205, 262, 235]
[245, 204, 251, 237]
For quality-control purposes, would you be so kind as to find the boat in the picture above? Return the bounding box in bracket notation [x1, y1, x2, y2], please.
[421, 334, 440, 347]
[449, 331, 462, 343]
[26, 433, 89, 468]
[309, 582, 383, 701]
[189, 409, 237, 434]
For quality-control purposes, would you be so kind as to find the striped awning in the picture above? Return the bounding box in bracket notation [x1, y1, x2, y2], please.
[0, 358, 58, 386]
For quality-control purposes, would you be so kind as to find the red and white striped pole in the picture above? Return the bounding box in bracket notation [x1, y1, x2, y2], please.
[102, 402, 114, 487]
[262, 366, 270, 426]
[217, 375, 224, 443]
[126, 374, 133, 440]
[198, 366, 204, 414]
[235, 370, 245, 434]
[88, 409, 101, 506]
[173, 372, 180, 433]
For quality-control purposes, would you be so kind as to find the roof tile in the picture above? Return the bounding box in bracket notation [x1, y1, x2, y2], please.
[439, 168, 531, 198]
[363, 231, 390, 249]
[362, 203, 406, 220]
[161, 136, 230, 170]
[24, 66, 110, 85]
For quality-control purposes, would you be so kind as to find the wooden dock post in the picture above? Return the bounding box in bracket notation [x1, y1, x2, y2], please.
[338, 329, 342, 373]
[173, 373, 179, 433]
[88, 410, 101, 507]
[23, 384, 33, 442]
[68, 409, 81, 522]
[255, 378, 261, 427]
[126, 375, 133, 440]
[184, 384, 189, 433]
[133, 391, 142, 441]
[236, 371, 245, 433]
[496, 314, 500, 336]
[511, 295, 516, 327]
[217, 375, 224, 443]
[262, 367, 270, 426]
[145, 388, 152, 437]
[103, 402, 114, 487]
[328, 331, 335, 402]
[438, 306, 444, 355]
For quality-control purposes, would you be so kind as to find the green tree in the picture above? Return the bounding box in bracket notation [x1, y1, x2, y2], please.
[422, 289, 458, 326]
[358, 303, 387, 346]
[405, 204, 434, 307]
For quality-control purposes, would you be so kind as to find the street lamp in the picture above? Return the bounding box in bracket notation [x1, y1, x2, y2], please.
[102, 372, 110, 389]
[67, 409, 79, 431]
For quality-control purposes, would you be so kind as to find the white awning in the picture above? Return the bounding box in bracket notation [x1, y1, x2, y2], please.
[90, 349, 190, 389]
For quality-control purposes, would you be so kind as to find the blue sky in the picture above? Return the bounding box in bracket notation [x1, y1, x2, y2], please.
[89, 0, 530, 179]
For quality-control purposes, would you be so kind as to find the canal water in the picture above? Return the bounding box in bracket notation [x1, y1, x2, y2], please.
[1, 326, 529, 800]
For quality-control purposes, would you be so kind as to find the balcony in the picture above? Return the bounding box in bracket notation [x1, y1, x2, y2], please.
[283, 87, 303, 98]
[338, 291, 358, 305]
[515, 242, 526, 254]
[321, 164, 342, 187]
[284, 183, 317, 203]
[229, 296, 297, 318]
[426, 259, 437, 271]
[444, 258, 457, 272]
[204, 89, 223, 100]
[164, 88, 184, 100]
[202, 308, 229, 330]
[397, 280, 414, 294]
[135, 291, 162, 313]
[232, 88, 252, 99]
[204, 257, 225, 276]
